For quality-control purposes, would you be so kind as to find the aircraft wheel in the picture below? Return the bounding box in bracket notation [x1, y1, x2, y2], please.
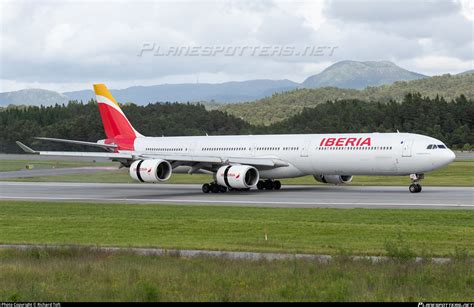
[219, 185, 228, 193]
[257, 181, 265, 190]
[273, 180, 281, 190]
[409, 184, 422, 193]
[211, 184, 220, 194]
[202, 183, 210, 193]
[264, 180, 274, 190]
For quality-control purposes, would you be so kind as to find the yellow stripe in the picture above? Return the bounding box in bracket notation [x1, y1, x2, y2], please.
[93, 84, 120, 108]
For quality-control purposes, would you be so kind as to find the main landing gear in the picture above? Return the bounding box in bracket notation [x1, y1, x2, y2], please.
[201, 180, 282, 193]
[256, 180, 281, 191]
[409, 173, 424, 193]
[202, 182, 227, 193]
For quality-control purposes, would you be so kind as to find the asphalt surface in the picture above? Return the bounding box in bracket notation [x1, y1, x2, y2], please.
[0, 153, 110, 162]
[0, 166, 118, 179]
[0, 244, 451, 263]
[0, 182, 472, 209]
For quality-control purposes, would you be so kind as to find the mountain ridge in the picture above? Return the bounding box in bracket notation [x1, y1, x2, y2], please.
[302, 60, 426, 89]
[0, 60, 470, 107]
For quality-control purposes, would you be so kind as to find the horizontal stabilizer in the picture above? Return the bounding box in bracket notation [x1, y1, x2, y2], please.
[16, 141, 38, 154]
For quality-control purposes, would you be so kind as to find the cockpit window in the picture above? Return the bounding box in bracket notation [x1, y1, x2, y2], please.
[427, 144, 447, 149]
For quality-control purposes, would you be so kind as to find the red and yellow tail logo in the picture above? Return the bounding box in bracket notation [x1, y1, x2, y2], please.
[93, 84, 143, 140]
[93, 84, 143, 150]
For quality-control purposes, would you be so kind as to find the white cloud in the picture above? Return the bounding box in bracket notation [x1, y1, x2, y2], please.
[324, 0, 460, 22]
[400, 55, 473, 75]
[0, 0, 472, 92]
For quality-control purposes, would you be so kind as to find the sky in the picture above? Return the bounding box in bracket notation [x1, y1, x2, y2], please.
[0, 0, 473, 92]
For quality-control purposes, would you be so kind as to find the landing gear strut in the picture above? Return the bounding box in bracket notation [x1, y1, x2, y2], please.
[409, 173, 424, 193]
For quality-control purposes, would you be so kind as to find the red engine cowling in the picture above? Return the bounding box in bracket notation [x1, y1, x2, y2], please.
[130, 159, 172, 183]
[216, 165, 259, 189]
[314, 175, 353, 185]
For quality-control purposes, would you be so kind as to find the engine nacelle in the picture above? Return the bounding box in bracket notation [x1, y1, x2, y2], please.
[216, 165, 259, 189]
[314, 175, 353, 185]
[130, 159, 172, 183]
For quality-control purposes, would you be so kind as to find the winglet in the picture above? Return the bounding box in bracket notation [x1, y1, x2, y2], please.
[16, 141, 38, 154]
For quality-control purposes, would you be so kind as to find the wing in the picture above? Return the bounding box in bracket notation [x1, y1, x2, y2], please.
[16, 141, 289, 170]
[140, 153, 289, 168]
[16, 141, 132, 160]
[34, 137, 117, 151]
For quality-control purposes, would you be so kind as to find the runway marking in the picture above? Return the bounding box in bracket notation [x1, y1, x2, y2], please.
[0, 195, 472, 207]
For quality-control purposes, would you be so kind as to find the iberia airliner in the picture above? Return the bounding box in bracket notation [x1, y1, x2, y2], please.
[17, 84, 455, 193]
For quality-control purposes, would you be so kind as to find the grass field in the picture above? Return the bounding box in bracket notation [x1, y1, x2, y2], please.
[0, 247, 472, 301]
[0, 201, 472, 257]
[5, 159, 474, 186]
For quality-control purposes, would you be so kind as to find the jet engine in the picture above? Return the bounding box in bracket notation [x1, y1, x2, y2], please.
[216, 165, 259, 189]
[314, 175, 353, 184]
[130, 159, 172, 183]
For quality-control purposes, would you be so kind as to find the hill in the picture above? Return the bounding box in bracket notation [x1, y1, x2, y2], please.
[302, 60, 426, 89]
[62, 80, 299, 104]
[222, 73, 474, 125]
[0, 89, 69, 107]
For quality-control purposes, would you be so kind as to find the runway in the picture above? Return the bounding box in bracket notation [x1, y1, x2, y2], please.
[0, 166, 118, 179]
[0, 182, 472, 209]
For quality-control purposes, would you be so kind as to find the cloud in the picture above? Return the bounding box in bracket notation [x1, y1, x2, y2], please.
[0, 0, 472, 92]
[324, 0, 460, 22]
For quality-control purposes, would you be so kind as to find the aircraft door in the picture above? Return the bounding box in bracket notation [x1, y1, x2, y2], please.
[402, 139, 414, 157]
[300, 139, 310, 157]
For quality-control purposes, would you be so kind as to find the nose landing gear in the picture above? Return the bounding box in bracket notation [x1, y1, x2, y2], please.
[409, 173, 424, 193]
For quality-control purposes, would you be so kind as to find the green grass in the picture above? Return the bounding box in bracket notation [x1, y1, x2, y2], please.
[6, 160, 474, 186]
[0, 247, 472, 301]
[0, 159, 114, 172]
[0, 201, 473, 257]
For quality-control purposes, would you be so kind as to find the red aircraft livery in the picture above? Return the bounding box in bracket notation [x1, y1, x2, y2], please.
[320, 137, 372, 147]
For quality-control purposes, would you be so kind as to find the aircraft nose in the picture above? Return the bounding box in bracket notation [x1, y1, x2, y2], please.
[447, 149, 456, 163]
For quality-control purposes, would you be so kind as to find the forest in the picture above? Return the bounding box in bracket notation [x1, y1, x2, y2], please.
[222, 73, 474, 125]
[0, 93, 472, 153]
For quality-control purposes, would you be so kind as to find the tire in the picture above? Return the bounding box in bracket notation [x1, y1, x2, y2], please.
[273, 180, 281, 190]
[211, 184, 220, 194]
[219, 185, 228, 193]
[409, 184, 419, 193]
[202, 183, 210, 193]
[264, 180, 274, 190]
[257, 181, 265, 190]
[416, 184, 422, 193]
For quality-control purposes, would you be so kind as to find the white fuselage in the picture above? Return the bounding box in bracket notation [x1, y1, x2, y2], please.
[132, 132, 455, 179]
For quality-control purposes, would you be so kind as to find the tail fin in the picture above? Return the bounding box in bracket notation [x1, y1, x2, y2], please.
[93, 84, 143, 139]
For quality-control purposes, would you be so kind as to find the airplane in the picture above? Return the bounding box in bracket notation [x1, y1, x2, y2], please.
[16, 84, 456, 194]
